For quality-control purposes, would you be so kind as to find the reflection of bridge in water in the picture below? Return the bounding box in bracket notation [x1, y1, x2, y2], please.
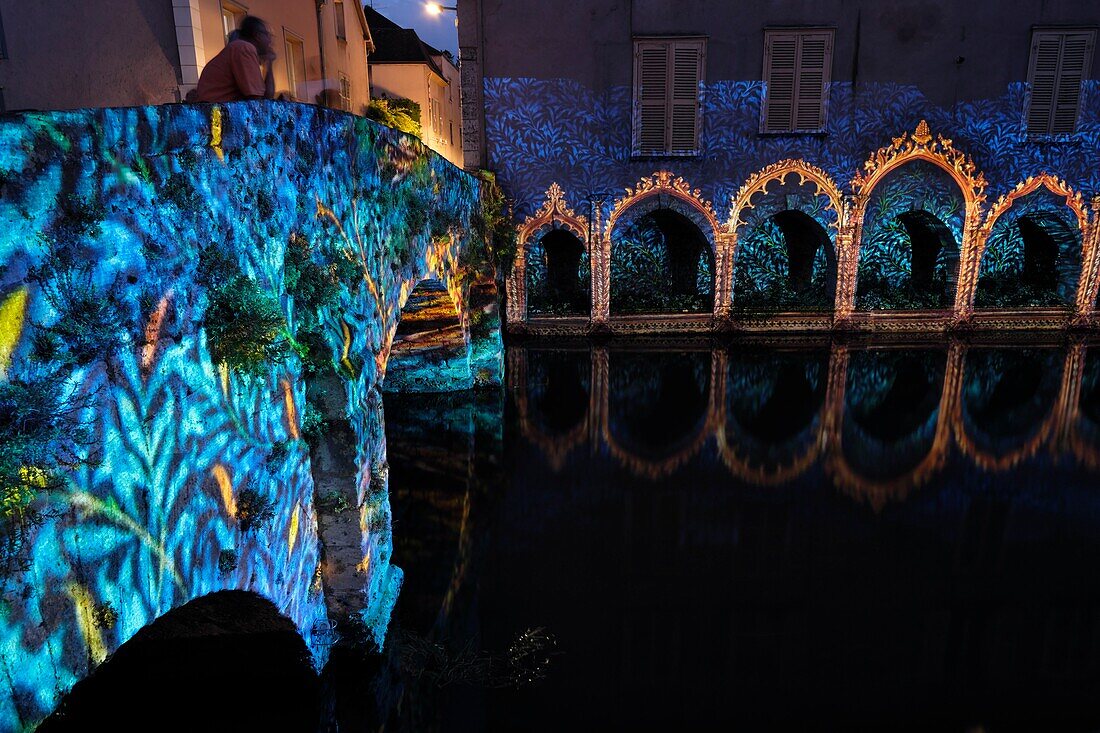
[510, 338, 1100, 508]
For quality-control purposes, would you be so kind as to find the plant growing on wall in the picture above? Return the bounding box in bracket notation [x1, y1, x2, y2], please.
[466, 172, 518, 278]
[366, 98, 422, 138]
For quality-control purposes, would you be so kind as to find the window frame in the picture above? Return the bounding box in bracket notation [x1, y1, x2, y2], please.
[334, 0, 347, 42]
[339, 73, 352, 112]
[1025, 26, 1096, 138]
[283, 29, 306, 102]
[631, 35, 707, 158]
[220, 1, 248, 43]
[760, 27, 835, 135]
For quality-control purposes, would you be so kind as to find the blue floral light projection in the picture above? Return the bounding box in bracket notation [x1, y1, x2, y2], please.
[0, 101, 498, 729]
[525, 234, 592, 316]
[733, 187, 837, 311]
[977, 188, 1083, 307]
[856, 161, 964, 309]
[485, 77, 1100, 311]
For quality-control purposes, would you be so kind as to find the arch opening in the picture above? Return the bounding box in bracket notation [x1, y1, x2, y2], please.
[528, 350, 590, 435]
[526, 228, 591, 316]
[37, 591, 319, 731]
[734, 210, 836, 312]
[977, 205, 1081, 308]
[384, 278, 472, 393]
[856, 161, 964, 311]
[610, 208, 715, 315]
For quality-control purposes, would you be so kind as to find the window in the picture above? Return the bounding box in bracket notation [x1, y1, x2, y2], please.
[761, 28, 834, 134]
[284, 32, 306, 102]
[0, 6, 8, 60]
[221, 1, 247, 42]
[632, 37, 706, 156]
[339, 74, 351, 111]
[1026, 28, 1095, 135]
[334, 0, 347, 41]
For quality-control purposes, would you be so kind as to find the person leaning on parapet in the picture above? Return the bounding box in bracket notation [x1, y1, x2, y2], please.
[189, 16, 276, 103]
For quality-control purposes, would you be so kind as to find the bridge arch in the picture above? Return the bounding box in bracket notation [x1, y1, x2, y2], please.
[383, 277, 472, 392]
[845, 121, 987, 319]
[37, 591, 320, 731]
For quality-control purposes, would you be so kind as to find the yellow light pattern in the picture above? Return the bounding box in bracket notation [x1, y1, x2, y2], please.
[0, 286, 29, 380]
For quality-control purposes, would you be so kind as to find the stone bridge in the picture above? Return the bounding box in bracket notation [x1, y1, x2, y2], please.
[0, 102, 501, 729]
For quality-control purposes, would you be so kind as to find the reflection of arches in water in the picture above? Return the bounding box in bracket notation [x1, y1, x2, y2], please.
[605, 351, 713, 474]
[1071, 348, 1100, 469]
[610, 208, 716, 314]
[37, 591, 319, 731]
[527, 229, 590, 316]
[384, 278, 471, 393]
[721, 350, 828, 479]
[527, 350, 591, 435]
[959, 348, 1062, 462]
[840, 349, 948, 481]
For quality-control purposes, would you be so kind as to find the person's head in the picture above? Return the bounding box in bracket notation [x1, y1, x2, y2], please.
[237, 16, 273, 56]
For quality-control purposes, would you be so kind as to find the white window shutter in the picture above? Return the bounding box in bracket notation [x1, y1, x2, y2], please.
[670, 43, 703, 153]
[636, 43, 670, 154]
[763, 33, 797, 133]
[795, 32, 831, 131]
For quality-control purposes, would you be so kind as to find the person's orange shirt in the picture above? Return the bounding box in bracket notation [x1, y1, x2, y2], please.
[193, 39, 265, 102]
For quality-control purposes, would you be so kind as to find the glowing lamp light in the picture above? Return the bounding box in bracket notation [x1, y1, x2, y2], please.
[424, 2, 457, 15]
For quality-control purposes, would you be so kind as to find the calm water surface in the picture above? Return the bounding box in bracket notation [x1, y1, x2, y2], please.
[378, 340, 1100, 731]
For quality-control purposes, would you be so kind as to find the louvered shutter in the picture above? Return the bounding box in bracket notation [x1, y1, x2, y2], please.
[763, 34, 797, 132]
[763, 29, 833, 133]
[636, 43, 670, 154]
[795, 32, 831, 131]
[1028, 30, 1095, 135]
[670, 43, 703, 153]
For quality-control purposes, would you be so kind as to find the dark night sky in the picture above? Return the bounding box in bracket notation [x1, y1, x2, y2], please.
[364, 0, 459, 56]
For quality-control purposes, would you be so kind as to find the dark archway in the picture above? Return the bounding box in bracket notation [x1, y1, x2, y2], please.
[897, 210, 958, 292]
[385, 278, 471, 393]
[771, 210, 837, 296]
[530, 350, 590, 435]
[528, 229, 589, 316]
[610, 209, 715, 314]
[38, 591, 319, 731]
[1020, 214, 1078, 302]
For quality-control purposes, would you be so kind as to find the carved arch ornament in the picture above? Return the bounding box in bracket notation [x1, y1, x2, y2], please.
[508, 182, 592, 324]
[976, 174, 1093, 315]
[596, 171, 730, 322]
[509, 122, 1100, 331]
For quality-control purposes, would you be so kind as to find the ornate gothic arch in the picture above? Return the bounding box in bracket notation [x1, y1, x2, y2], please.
[727, 160, 848, 315]
[843, 120, 988, 320]
[594, 171, 730, 321]
[976, 174, 1094, 315]
[508, 183, 592, 324]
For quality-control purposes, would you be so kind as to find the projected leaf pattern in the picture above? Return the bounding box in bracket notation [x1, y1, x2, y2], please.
[0, 103, 491, 727]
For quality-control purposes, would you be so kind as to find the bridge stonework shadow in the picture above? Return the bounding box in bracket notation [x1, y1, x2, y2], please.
[0, 102, 501, 729]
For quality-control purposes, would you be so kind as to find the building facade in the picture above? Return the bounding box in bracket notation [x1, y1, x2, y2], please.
[458, 0, 1100, 332]
[0, 0, 372, 114]
[366, 7, 463, 167]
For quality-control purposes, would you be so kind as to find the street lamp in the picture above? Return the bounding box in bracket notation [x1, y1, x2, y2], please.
[424, 2, 458, 15]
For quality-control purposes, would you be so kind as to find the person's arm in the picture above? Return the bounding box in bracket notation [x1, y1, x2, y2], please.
[261, 54, 276, 100]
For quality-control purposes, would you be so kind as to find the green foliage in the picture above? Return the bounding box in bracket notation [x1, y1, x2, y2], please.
[318, 489, 351, 515]
[366, 98, 422, 137]
[732, 267, 832, 316]
[204, 274, 288, 374]
[975, 272, 1068, 308]
[856, 270, 954, 310]
[91, 602, 118, 630]
[218, 549, 238, 574]
[300, 399, 327, 443]
[466, 172, 518, 277]
[236, 485, 276, 532]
